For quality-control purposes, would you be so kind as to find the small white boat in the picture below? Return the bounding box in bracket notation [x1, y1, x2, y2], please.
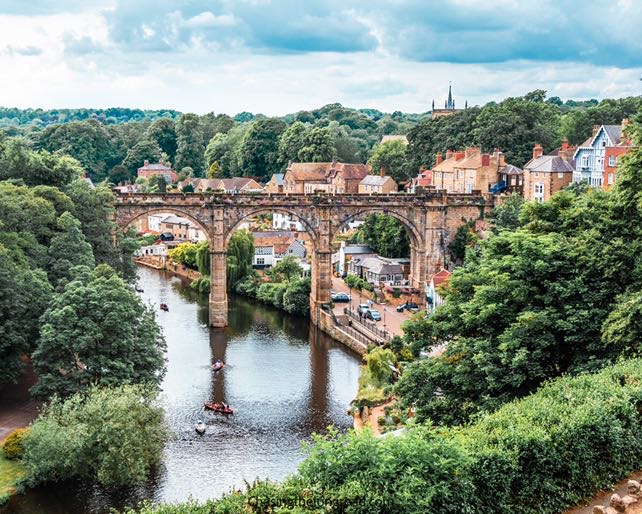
[195, 420, 206, 434]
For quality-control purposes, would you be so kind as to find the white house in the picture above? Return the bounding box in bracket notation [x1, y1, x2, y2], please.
[134, 244, 167, 258]
[334, 242, 375, 276]
[272, 212, 304, 232]
[573, 124, 625, 187]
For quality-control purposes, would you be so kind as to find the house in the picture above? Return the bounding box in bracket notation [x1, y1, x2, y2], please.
[273, 212, 304, 232]
[603, 120, 634, 190]
[426, 269, 451, 312]
[496, 165, 524, 195]
[349, 256, 406, 285]
[406, 166, 433, 193]
[214, 178, 264, 194]
[266, 173, 284, 193]
[282, 159, 370, 194]
[137, 160, 177, 183]
[159, 215, 191, 241]
[113, 183, 138, 194]
[334, 242, 376, 276]
[431, 150, 465, 191]
[252, 231, 307, 268]
[523, 143, 575, 203]
[359, 172, 398, 194]
[452, 147, 507, 194]
[573, 121, 629, 187]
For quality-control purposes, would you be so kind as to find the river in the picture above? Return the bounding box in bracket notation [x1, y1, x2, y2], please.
[3, 266, 361, 513]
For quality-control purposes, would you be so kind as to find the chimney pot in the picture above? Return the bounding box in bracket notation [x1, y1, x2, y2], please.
[436, 152, 443, 165]
[446, 149, 453, 159]
[533, 144, 544, 160]
[144, 159, 149, 167]
[481, 154, 490, 167]
[380, 166, 385, 177]
[561, 138, 569, 152]
[454, 151, 465, 161]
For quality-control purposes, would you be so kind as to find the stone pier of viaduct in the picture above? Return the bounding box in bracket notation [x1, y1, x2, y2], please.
[114, 191, 493, 328]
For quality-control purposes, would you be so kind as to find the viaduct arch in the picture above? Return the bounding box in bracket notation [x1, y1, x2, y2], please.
[114, 191, 493, 327]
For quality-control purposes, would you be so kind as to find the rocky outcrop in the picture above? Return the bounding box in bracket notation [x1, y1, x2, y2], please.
[592, 481, 641, 513]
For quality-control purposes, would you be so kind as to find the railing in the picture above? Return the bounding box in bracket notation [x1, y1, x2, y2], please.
[344, 308, 392, 341]
[321, 304, 373, 346]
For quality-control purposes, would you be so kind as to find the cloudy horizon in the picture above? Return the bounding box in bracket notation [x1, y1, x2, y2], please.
[1, 0, 641, 115]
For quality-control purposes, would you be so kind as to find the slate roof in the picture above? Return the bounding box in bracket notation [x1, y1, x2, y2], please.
[577, 125, 624, 150]
[161, 215, 191, 225]
[343, 245, 374, 255]
[270, 173, 284, 186]
[360, 175, 395, 187]
[358, 256, 404, 276]
[499, 164, 523, 175]
[524, 155, 575, 173]
[139, 163, 172, 171]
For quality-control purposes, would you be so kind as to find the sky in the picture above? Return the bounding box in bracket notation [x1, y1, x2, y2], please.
[0, 0, 641, 115]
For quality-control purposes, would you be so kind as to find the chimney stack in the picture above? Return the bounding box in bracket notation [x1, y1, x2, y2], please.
[446, 149, 453, 160]
[380, 166, 385, 177]
[465, 146, 479, 158]
[561, 138, 569, 152]
[436, 152, 443, 165]
[144, 159, 149, 167]
[481, 154, 490, 167]
[533, 144, 544, 160]
[454, 151, 465, 161]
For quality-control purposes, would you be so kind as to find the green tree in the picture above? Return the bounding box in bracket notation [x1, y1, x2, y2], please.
[37, 119, 120, 181]
[278, 121, 308, 165]
[0, 246, 52, 385]
[227, 230, 254, 288]
[491, 193, 526, 231]
[297, 126, 336, 162]
[175, 113, 205, 175]
[147, 174, 167, 193]
[240, 118, 287, 178]
[47, 212, 95, 287]
[121, 139, 162, 177]
[23, 384, 169, 487]
[355, 214, 410, 258]
[368, 140, 408, 183]
[207, 161, 222, 179]
[448, 222, 477, 264]
[601, 291, 642, 357]
[267, 256, 302, 283]
[283, 278, 311, 316]
[146, 118, 177, 162]
[31, 265, 167, 398]
[204, 125, 247, 177]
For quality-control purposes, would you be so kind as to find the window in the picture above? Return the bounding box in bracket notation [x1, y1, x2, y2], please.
[256, 258, 265, 265]
[609, 156, 616, 167]
[581, 156, 589, 168]
[558, 172, 564, 179]
[608, 172, 614, 185]
[534, 183, 545, 203]
[602, 140, 607, 147]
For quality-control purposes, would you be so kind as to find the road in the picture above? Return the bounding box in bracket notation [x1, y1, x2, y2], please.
[331, 277, 416, 338]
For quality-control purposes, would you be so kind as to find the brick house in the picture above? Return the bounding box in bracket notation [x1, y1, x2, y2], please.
[282, 159, 370, 194]
[266, 173, 284, 193]
[359, 173, 397, 194]
[523, 144, 575, 203]
[452, 147, 507, 194]
[603, 120, 634, 190]
[431, 150, 465, 191]
[137, 160, 177, 183]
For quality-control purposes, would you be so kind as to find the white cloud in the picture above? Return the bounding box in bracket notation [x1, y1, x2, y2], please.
[183, 12, 237, 28]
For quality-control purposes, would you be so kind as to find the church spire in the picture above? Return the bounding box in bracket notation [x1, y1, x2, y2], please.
[447, 82, 454, 110]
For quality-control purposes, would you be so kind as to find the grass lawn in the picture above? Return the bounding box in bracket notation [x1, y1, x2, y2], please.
[0, 452, 25, 504]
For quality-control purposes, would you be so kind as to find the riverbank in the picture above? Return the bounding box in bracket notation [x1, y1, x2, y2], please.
[0, 454, 25, 506]
[0, 364, 40, 443]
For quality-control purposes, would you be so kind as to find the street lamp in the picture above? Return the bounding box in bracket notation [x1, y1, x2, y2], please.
[349, 285, 353, 311]
[383, 307, 387, 333]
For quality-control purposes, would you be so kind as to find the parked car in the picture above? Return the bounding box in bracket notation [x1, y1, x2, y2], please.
[396, 302, 420, 313]
[357, 303, 370, 315]
[366, 309, 381, 321]
[331, 292, 351, 303]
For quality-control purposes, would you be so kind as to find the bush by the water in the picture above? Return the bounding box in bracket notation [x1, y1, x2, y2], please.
[123, 358, 642, 514]
[234, 275, 311, 317]
[23, 384, 169, 487]
[1, 429, 29, 460]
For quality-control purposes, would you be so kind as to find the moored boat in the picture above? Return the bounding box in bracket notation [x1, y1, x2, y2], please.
[212, 360, 224, 371]
[160, 303, 169, 311]
[195, 420, 206, 434]
[204, 402, 234, 415]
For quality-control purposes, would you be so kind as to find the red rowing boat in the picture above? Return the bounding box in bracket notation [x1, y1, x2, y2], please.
[204, 402, 234, 414]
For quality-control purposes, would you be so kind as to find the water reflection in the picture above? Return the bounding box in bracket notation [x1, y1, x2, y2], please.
[3, 267, 361, 514]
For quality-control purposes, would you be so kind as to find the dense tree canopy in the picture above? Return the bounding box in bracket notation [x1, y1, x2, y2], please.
[353, 214, 410, 258]
[396, 113, 642, 425]
[368, 139, 409, 183]
[241, 117, 287, 178]
[175, 113, 205, 175]
[32, 265, 166, 398]
[24, 384, 169, 487]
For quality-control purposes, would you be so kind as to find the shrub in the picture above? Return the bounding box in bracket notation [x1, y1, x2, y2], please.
[23, 384, 169, 487]
[234, 275, 259, 298]
[2, 429, 29, 460]
[190, 275, 210, 294]
[283, 278, 311, 317]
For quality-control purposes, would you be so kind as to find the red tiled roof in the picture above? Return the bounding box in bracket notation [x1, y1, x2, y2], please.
[432, 269, 452, 287]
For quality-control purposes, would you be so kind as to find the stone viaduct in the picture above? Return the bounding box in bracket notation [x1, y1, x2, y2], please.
[113, 191, 492, 328]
